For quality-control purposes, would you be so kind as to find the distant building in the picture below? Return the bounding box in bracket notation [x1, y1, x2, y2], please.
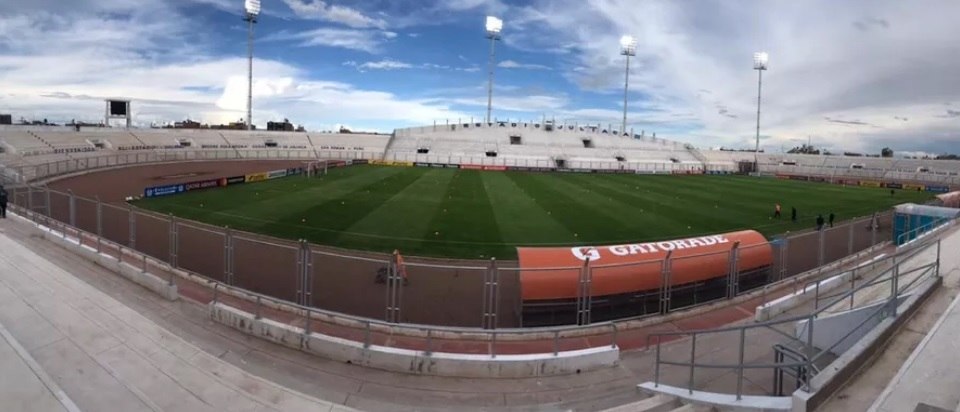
[174, 119, 202, 129]
[267, 119, 295, 132]
[0, 114, 11, 125]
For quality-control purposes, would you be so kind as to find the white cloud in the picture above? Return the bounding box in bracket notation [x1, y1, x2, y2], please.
[501, 0, 960, 154]
[0, 8, 467, 131]
[281, 0, 387, 29]
[344, 59, 414, 71]
[263, 28, 392, 53]
[498, 60, 551, 70]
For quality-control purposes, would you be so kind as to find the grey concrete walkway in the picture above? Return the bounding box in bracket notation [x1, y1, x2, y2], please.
[0, 229, 353, 412]
[869, 229, 960, 412]
[0, 210, 919, 412]
[0, 319, 79, 412]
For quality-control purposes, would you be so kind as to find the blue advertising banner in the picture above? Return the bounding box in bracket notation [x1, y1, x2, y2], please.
[144, 183, 185, 198]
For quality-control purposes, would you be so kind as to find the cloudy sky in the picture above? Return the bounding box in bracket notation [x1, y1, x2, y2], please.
[1, 0, 959, 155]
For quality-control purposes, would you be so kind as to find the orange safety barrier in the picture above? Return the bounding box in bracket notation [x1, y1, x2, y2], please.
[517, 230, 773, 301]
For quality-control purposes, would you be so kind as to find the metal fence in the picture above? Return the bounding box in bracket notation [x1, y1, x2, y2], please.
[5, 182, 895, 329]
[647, 223, 947, 399]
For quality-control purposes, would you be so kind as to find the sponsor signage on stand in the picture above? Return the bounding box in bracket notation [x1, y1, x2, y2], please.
[245, 172, 269, 183]
[225, 176, 246, 185]
[267, 169, 288, 179]
[143, 183, 185, 198]
[184, 179, 219, 192]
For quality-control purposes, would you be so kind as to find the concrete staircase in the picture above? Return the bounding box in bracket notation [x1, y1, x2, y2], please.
[602, 394, 714, 412]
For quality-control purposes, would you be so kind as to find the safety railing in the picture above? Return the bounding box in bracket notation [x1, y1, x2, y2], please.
[647, 234, 944, 399]
[4, 180, 898, 330]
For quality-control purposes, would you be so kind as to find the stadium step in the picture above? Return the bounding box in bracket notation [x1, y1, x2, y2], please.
[600, 394, 714, 412]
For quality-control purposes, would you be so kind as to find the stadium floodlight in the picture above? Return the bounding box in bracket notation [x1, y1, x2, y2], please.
[485, 16, 503, 124]
[243, 0, 261, 131]
[619, 35, 637, 136]
[753, 51, 768, 172]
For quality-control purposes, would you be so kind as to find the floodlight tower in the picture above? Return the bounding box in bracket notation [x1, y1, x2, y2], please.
[485, 16, 503, 124]
[753, 52, 768, 172]
[243, 0, 261, 131]
[619, 35, 637, 136]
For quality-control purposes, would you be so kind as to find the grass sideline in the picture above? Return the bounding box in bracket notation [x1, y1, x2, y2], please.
[134, 165, 932, 259]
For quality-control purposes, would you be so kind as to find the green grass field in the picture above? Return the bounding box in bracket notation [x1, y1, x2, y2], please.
[135, 165, 932, 259]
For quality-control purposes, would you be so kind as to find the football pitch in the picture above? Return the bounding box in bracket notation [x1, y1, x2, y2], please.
[134, 165, 932, 259]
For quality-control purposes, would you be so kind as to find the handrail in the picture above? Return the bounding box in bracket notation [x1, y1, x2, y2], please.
[648, 234, 944, 398]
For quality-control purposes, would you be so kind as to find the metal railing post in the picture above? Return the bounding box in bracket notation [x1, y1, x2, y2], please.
[818, 227, 825, 266]
[737, 328, 746, 400]
[224, 227, 234, 285]
[660, 252, 673, 314]
[847, 220, 855, 255]
[654, 339, 662, 387]
[255, 296, 262, 319]
[68, 189, 76, 227]
[128, 203, 136, 249]
[168, 213, 178, 268]
[804, 316, 814, 391]
[95, 196, 103, 252]
[688, 334, 697, 394]
[936, 239, 942, 277]
[728, 242, 740, 298]
[553, 330, 559, 356]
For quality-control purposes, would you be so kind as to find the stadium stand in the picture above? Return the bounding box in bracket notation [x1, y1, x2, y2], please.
[3, 124, 959, 185]
[390, 123, 703, 172]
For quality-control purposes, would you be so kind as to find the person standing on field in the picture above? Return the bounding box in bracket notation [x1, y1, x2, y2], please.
[816, 214, 825, 231]
[791, 207, 797, 222]
[774, 203, 782, 218]
[829, 212, 835, 228]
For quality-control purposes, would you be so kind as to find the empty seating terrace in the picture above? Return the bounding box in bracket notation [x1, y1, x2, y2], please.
[390, 123, 700, 171]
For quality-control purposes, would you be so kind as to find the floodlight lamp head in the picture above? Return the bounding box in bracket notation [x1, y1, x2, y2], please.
[753, 52, 768, 70]
[620, 35, 637, 56]
[486, 16, 503, 38]
[244, 0, 261, 16]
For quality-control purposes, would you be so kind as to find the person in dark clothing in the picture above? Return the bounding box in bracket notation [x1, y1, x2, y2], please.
[791, 207, 797, 222]
[829, 212, 835, 228]
[890, 189, 895, 196]
[0, 185, 7, 218]
[816, 214, 825, 231]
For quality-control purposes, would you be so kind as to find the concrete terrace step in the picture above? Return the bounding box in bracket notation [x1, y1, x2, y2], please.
[601, 394, 683, 412]
[0, 231, 353, 412]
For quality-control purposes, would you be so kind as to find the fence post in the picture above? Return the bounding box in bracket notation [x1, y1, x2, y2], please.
[27, 185, 33, 211]
[482, 258, 499, 329]
[737, 328, 746, 400]
[224, 227, 234, 285]
[659, 252, 673, 314]
[43, 187, 50, 217]
[168, 213, 178, 268]
[936, 239, 942, 277]
[577, 257, 592, 326]
[818, 227, 825, 267]
[804, 316, 814, 391]
[847, 219, 855, 255]
[68, 189, 76, 227]
[128, 203, 136, 249]
[95, 195, 103, 246]
[780, 239, 789, 281]
[727, 242, 741, 298]
[890, 258, 900, 317]
[688, 334, 697, 394]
